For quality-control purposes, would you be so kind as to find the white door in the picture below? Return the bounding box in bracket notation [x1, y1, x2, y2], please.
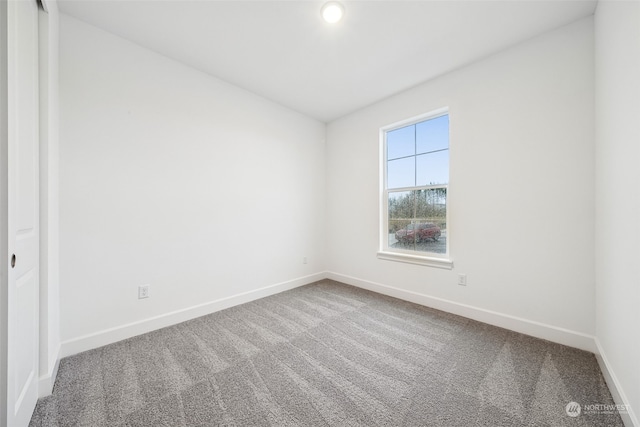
[5, 0, 40, 425]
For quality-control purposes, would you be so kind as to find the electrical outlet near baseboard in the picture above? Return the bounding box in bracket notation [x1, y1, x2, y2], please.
[458, 274, 467, 286]
[138, 284, 150, 299]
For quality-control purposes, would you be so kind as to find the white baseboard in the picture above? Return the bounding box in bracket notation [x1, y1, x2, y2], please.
[326, 271, 598, 353]
[594, 338, 638, 427]
[60, 272, 325, 358]
[38, 344, 61, 398]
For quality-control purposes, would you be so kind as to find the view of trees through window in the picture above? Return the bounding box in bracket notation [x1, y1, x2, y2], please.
[384, 113, 449, 255]
[388, 188, 447, 253]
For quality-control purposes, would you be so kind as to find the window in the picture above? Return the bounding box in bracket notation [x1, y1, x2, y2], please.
[378, 109, 452, 268]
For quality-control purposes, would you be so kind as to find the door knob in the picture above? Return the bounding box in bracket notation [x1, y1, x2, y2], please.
[11, 254, 15, 268]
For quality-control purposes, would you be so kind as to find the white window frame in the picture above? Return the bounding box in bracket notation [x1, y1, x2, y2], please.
[377, 107, 453, 269]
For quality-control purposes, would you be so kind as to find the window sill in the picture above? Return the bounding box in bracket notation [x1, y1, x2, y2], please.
[377, 251, 454, 269]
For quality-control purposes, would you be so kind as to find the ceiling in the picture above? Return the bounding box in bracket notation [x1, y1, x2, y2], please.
[57, 0, 597, 123]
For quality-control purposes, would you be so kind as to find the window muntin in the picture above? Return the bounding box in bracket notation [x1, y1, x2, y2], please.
[382, 111, 449, 259]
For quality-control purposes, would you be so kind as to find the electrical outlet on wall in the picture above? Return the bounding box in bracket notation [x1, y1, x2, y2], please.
[303, 256, 308, 264]
[458, 274, 467, 286]
[138, 284, 150, 299]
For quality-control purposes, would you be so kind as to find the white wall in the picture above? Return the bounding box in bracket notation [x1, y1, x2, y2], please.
[38, 1, 60, 396]
[594, 1, 640, 425]
[59, 15, 326, 351]
[326, 18, 596, 347]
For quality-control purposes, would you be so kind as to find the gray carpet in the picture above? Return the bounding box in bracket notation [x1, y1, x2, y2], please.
[30, 280, 623, 426]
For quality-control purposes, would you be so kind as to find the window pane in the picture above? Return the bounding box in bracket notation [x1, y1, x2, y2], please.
[413, 189, 447, 254]
[388, 191, 414, 248]
[388, 189, 447, 254]
[416, 115, 448, 154]
[387, 125, 415, 160]
[387, 157, 415, 189]
[416, 151, 449, 186]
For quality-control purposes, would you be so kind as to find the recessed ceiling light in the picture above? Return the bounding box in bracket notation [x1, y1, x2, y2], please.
[321, 1, 345, 24]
